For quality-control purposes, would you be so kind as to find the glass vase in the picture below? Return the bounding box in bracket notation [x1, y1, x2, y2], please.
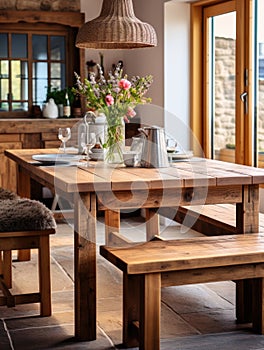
[104, 118, 125, 164]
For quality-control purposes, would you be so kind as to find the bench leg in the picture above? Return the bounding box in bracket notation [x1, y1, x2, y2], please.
[140, 273, 161, 350]
[0, 252, 2, 274]
[3, 251, 12, 289]
[236, 279, 253, 323]
[17, 249, 31, 261]
[123, 274, 141, 348]
[38, 236, 51, 316]
[252, 278, 264, 334]
[123, 273, 161, 350]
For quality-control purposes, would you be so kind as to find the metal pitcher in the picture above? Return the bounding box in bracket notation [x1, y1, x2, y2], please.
[139, 126, 169, 168]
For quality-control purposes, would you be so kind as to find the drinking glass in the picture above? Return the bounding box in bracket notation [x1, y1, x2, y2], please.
[58, 127, 71, 153]
[166, 138, 177, 153]
[86, 132, 96, 167]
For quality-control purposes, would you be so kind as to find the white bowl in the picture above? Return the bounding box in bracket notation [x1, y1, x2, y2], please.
[91, 148, 104, 154]
[123, 151, 137, 167]
[89, 152, 104, 161]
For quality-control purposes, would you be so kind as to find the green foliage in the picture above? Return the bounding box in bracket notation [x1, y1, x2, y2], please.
[46, 87, 74, 105]
[226, 143, 235, 149]
[72, 63, 153, 118]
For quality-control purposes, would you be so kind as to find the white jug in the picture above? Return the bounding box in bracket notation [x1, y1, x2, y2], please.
[42, 98, 58, 119]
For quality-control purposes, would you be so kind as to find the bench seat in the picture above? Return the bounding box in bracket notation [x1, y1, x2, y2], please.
[0, 189, 56, 316]
[160, 204, 264, 236]
[100, 233, 264, 350]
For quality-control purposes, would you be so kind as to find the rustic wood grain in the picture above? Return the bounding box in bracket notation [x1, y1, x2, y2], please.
[0, 11, 84, 28]
[140, 273, 161, 350]
[100, 234, 264, 275]
[101, 233, 264, 349]
[105, 209, 120, 246]
[0, 119, 79, 192]
[74, 192, 97, 341]
[6, 149, 264, 343]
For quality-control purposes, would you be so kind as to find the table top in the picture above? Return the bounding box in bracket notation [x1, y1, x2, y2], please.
[5, 148, 264, 193]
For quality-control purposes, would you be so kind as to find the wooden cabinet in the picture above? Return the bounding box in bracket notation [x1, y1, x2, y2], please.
[0, 119, 79, 193]
[41, 132, 62, 148]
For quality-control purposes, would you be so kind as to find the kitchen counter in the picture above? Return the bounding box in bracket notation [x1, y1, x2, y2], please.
[0, 118, 81, 192]
[0, 118, 80, 133]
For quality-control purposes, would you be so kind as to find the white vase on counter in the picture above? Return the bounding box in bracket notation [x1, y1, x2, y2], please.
[42, 98, 59, 119]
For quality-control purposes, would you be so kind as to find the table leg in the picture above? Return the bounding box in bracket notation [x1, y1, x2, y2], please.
[17, 165, 31, 198]
[74, 192, 97, 341]
[145, 208, 160, 241]
[236, 184, 259, 323]
[104, 209, 120, 246]
[17, 165, 31, 261]
[236, 185, 259, 234]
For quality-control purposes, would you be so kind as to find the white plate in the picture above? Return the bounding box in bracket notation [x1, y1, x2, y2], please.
[32, 153, 82, 164]
[168, 151, 193, 161]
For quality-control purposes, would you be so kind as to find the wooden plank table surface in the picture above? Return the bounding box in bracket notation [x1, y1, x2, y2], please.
[5, 148, 264, 341]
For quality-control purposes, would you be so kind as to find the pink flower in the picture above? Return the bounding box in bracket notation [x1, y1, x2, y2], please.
[118, 79, 131, 90]
[126, 106, 136, 118]
[105, 94, 114, 106]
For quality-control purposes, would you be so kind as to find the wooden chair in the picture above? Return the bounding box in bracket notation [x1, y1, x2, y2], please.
[0, 188, 56, 316]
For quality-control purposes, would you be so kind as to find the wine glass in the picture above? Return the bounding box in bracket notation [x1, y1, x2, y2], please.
[86, 132, 96, 167]
[58, 127, 71, 153]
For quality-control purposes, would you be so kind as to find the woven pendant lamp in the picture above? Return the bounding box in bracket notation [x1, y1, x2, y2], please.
[76, 0, 157, 49]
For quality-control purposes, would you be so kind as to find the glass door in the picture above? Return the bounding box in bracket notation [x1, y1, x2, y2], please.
[255, 0, 264, 168]
[191, 0, 253, 165]
[203, 1, 237, 162]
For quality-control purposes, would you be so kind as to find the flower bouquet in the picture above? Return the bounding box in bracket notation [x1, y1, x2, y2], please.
[73, 63, 153, 162]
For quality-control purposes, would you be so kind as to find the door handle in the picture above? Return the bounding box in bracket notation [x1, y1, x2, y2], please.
[240, 91, 248, 114]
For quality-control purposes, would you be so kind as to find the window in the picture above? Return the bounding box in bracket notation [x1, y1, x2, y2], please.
[203, 2, 237, 162]
[254, 0, 264, 166]
[0, 19, 83, 118]
[191, 0, 254, 165]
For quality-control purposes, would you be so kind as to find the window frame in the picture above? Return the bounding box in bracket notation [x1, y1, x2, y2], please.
[190, 0, 253, 165]
[0, 11, 85, 119]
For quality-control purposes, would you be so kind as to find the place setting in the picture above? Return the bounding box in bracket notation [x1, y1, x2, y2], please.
[166, 138, 194, 162]
[32, 127, 84, 166]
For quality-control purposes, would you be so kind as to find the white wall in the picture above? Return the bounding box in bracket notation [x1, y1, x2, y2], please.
[164, 1, 190, 149]
[79, 0, 191, 141]
[79, 0, 125, 74]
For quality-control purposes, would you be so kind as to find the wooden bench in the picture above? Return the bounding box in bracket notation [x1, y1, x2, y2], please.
[160, 204, 264, 236]
[0, 190, 56, 316]
[100, 233, 264, 350]
[0, 228, 55, 315]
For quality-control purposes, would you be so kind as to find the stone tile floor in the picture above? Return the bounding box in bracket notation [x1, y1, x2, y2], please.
[1, 215, 264, 349]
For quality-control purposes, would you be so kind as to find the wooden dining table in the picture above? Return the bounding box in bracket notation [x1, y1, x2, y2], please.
[5, 148, 264, 341]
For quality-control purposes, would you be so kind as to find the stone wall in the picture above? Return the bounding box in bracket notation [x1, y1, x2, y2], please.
[215, 37, 264, 150]
[0, 0, 80, 11]
[258, 82, 264, 150]
[214, 37, 236, 149]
